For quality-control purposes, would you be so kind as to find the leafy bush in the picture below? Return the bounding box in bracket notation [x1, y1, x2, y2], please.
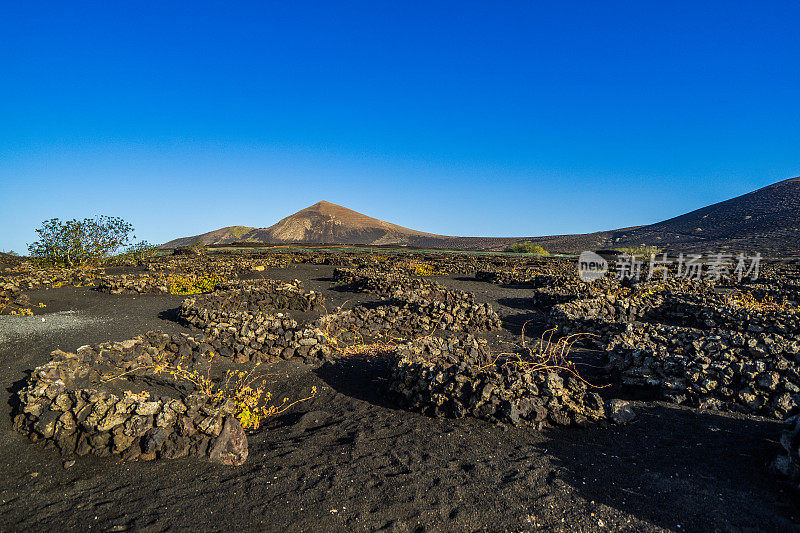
[219, 367, 318, 430]
[506, 242, 549, 255]
[113, 240, 160, 264]
[28, 216, 135, 267]
[168, 274, 221, 295]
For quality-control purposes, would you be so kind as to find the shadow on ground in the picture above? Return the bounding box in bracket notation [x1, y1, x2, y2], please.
[501, 311, 545, 336]
[541, 402, 799, 531]
[157, 307, 185, 326]
[313, 355, 397, 410]
[497, 296, 542, 311]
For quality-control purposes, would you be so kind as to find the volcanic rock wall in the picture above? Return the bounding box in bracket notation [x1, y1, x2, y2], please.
[388, 335, 613, 428]
[12, 332, 248, 465]
[547, 280, 800, 419]
[178, 281, 330, 364]
[97, 274, 170, 294]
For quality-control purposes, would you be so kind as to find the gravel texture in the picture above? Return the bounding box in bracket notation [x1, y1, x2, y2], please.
[0, 311, 109, 344]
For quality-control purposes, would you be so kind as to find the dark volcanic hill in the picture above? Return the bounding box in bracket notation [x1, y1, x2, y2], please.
[598, 176, 800, 255]
[533, 176, 800, 255]
[162, 177, 800, 255]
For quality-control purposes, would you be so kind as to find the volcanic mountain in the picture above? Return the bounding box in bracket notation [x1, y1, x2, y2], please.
[162, 201, 455, 249]
[162, 177, 800, 255]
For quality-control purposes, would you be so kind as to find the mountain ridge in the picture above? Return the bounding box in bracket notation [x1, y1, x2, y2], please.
[162, 177, 800, 255]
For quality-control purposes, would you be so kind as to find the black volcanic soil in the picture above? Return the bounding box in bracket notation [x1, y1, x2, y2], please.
[1, 264, 798, 532]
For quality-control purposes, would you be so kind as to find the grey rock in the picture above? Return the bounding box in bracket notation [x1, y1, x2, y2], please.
[607, 399, 636, 424]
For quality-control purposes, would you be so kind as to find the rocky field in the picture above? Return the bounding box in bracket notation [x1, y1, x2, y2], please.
[1, 250, 799, 532]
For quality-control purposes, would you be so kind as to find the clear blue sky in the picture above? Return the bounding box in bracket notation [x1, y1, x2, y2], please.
[2, 1, 799, 253]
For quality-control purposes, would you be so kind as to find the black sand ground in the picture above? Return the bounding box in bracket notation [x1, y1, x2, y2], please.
[0, 264, 798, 532]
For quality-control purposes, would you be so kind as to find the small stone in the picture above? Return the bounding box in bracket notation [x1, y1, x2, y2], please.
[501, 401, 521, 426]
[607, 399, 636, 424]
[120, 339, 137, 350]
[136, 401, 161, 416]
[63, 459, 75, 469]
[292, 410, 331, 434]
[198, 415, 223, 436]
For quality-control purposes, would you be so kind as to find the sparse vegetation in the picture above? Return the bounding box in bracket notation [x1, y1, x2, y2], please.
[188, 241, 208, 255]
[482, 326, 602, 387]
[105, 352, 317, 431]
[725, 290, 796, 312]
[0, 294, 45, 316]
[408, 261, 448, 276]
[506, 242, 549, 255]
[1, 303, 32, 316]
[615, 245, 660, 257]
[118, 240, 160, 263]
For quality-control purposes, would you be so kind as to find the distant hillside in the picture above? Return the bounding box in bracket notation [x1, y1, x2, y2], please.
[162, 177, 800, 256]
[160, 226, 256, 250]
[0, 251, 23, 269]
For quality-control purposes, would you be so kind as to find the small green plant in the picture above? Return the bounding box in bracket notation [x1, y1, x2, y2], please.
[408, 261, 448, 276]
[506, 242, 549, 255]
[615, 245, 660, 257]
[168, 274, 221, 295]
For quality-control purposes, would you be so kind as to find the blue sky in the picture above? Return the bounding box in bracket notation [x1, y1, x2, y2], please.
[1, 1, 798, 253]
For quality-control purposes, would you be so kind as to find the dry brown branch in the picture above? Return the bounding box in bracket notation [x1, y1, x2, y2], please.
[477, 325, 607, 389]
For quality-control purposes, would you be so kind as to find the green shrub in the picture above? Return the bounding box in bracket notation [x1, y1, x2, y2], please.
[407, 261, 448, 276]
[169, 274, 221, 295]
[506, 242, 549, 255]
[189, 241, 207, 255]
[116, 240, 160, 263]
[28, 216, 135, 267]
